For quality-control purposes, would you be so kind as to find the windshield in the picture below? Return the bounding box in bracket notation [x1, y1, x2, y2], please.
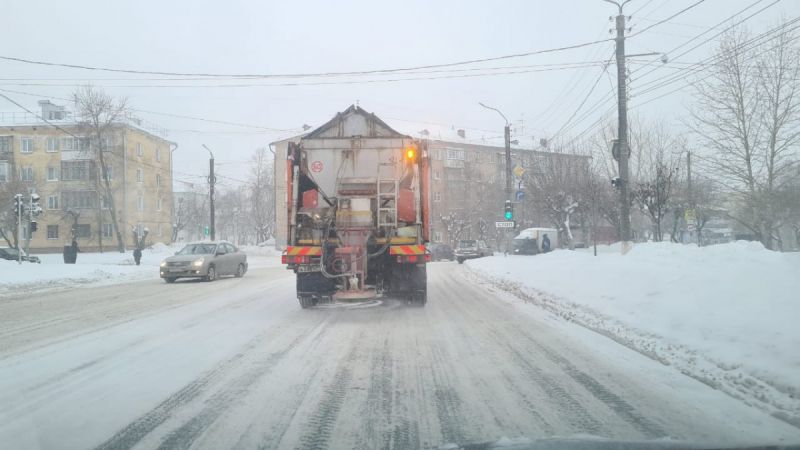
[176, 244, 216, 255]
[2, 2, 799, 449]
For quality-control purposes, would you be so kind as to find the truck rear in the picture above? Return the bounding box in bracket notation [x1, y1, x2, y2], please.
[282, 106, 430, 308]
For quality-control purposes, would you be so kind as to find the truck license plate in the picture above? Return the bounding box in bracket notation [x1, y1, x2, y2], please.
[297, 265, 320, 273]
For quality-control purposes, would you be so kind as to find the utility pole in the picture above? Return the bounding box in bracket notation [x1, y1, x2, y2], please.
[480, 102, 514, 253]
[15, 194, 23, 264]
[202, 144, 216, 241]
[605, 0, 632, 246]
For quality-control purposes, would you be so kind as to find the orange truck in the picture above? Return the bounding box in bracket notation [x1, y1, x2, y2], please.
[282, 106, 430, 308]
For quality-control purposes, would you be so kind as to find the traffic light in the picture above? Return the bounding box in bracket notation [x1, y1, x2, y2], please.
[504, 200, 514, 220]
[13, 195, 21, 216]
[404, 145, 417, 164]
[30, 193, 42, 217]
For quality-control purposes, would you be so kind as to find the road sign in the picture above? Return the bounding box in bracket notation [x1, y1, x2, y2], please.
[495, 221, 515, 228]
[611, 139, 631, 161]
[513, 165, 526, 178]
[684, 208, 696, 223]
[515, 190, 525, 201]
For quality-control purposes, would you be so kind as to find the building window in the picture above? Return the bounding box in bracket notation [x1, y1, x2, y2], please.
[74, 224, 91, 238]
[62, 137, 89, 151]
[20, 137, 34, 153]
[102, 165, 113, 181]
[47, 166, 59, 181]
[433, 170, 440, 180]
[157, 223, 163, 237]
[47, 195, 59, 210]
[434, 192, 441, 202]
[137, 168, 143, 183]
[136, 143, 143, 157]
[20, 167, 34, 182]
[157, 197, 162, 211]
[156, 148, 161, 162]
[156, 173, 161, 187]
[434, 231, 443, 243]
[0, 162, 9, 182]
[47, 137, 60, 152]
[101, 223, 114, 239]
[432, 149, 441, 160]
[63, 191, 96, 209]
[47, 225, 59, 240]
[0, 136, 11, 153]
[100, 195, 111, 209]
[138, 196, 144, 211]
[446, 148, 465, 160]
[61, 161, 94, 181]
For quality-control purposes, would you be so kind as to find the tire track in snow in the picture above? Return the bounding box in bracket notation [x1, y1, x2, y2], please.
[453, 267, 668, 438]
[296, 343, 360, 449]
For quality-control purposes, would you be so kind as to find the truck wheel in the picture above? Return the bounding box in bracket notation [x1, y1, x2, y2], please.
[457, 258, 464, 264]
[298, 296, 317, 309]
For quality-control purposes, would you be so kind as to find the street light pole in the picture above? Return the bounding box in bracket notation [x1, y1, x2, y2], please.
[604, 0, 633, 247]
[202, 144, 216, 241]
[479, 102, 512, 201]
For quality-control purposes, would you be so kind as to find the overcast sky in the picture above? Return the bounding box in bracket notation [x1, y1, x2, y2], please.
[1, 0, 798, 189]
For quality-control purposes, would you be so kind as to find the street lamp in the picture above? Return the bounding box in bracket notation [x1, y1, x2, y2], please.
[202, 144, 216, 241]
[478, 102, 512, 201]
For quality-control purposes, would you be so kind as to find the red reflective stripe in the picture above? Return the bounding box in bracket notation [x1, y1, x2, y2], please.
[298, 247, 310, 256]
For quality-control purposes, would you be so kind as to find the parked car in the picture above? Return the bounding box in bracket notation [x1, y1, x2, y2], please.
[428, 243, 454, 261]
[512, 228, 559, 255]
[160, 241, 247, 283]
[455, 239, 491, 264]
[0, 247, 41, 263]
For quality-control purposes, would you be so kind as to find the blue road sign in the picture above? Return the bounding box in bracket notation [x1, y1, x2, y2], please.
[515, 190, 525, 201]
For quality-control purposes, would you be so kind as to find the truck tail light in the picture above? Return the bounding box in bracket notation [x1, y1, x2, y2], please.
[284, 255, 311, 264]
[395, 254, 424, 264]
[425, 253, 431, 263]
[281, 254, 288, 264]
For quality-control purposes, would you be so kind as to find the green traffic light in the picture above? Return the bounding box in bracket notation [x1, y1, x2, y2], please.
[504, 211, 513, 220]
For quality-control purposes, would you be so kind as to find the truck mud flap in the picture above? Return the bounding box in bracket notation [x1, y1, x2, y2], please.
[387, 264, 427, 305]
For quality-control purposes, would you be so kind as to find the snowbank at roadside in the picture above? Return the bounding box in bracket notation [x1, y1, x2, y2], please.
[1, 242, 282, 296]
[1, 245, 172, 296]
[466, 242, 800, 424]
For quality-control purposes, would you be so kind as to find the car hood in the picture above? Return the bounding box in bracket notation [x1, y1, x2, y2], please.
[164, 255, 211, 263]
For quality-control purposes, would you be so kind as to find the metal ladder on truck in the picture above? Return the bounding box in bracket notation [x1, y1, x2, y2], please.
[377, 177, 398, 228]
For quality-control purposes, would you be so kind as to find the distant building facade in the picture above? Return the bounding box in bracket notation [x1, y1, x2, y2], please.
[0, 101, 176, 252]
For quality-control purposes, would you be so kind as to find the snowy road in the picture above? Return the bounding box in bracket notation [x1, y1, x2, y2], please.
[1, 263, 799, 449]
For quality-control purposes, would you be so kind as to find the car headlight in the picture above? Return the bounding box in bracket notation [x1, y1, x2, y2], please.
[192, 258, 205, 267]
[160, 261, 167, 267]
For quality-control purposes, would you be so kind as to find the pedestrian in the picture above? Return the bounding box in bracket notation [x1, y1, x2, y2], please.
[133, 247, 142, 266]
[71, 238, 80, 253]
[541, 234, 551, 253]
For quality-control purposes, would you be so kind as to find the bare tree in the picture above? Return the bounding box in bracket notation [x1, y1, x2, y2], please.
[689, 24, 800, 250]
[524, 146, 591, 248]
[248, 147, 275, 244]
[72, 85, 128, 252]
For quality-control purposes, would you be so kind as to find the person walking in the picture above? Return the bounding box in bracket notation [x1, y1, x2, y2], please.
[541, 234, 551, 253]
[133, 247, 142, 266]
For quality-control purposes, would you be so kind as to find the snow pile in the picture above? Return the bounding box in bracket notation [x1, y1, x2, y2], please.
[0, 245, 176, 296]
[466, 241, 800, 425]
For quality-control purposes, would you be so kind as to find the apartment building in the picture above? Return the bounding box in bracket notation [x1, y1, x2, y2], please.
[0, 101, 176, 252]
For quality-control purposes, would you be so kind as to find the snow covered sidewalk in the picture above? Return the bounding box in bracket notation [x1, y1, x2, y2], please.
[1, 243, 282, 296]
[466, 241, 800, 426]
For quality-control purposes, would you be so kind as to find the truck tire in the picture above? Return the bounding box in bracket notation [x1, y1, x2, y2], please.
[298, 296, 317, 309]
[457, 257, 464, 264]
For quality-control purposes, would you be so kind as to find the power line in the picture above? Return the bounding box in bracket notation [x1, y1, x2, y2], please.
[628, 0, 708, 38]
[0, 62, 616, 89]
[0, 87, 297, 132]
[0, 38, 613, 79]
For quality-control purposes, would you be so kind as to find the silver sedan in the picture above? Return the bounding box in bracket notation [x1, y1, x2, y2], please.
[160, 241, 248, 283]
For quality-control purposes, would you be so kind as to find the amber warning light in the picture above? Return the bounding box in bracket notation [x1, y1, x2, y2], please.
[405, 147, 416, 160]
